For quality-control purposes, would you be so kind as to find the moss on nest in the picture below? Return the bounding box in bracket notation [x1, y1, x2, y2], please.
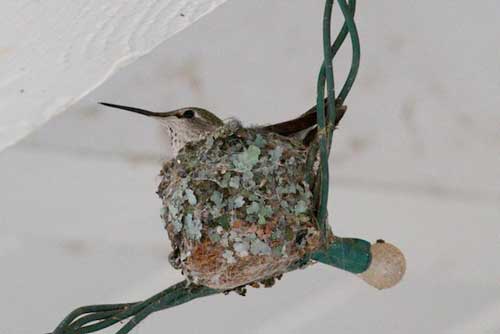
[158, 121, 331, 290]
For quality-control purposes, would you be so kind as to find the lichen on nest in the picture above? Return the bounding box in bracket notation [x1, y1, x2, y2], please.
[157, 121, 331, 291]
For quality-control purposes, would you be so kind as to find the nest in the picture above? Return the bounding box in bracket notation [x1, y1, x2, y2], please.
[158, 121, 332, 290]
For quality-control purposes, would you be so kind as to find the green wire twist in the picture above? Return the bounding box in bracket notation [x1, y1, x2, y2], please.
[48, 1, 363, 333]
[315, 0, 360, 243]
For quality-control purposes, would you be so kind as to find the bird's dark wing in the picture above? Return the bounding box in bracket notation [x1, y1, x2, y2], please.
[261, 99, 347, 143]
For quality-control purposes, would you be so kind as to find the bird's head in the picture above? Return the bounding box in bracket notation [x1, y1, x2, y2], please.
[100, 103, 224, 155]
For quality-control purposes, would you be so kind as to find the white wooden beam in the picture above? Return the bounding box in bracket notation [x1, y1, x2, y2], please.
[0, 0, 228, 152]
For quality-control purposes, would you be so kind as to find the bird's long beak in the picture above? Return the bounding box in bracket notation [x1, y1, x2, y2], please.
[99, 102, 176, 118]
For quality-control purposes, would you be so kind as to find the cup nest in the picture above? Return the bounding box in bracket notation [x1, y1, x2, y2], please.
[158, 121, 331, 290]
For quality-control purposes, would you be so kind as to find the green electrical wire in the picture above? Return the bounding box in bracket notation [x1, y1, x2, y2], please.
[304, 0, 355, 214]
[49, 239, 371, 334]
[48, 1, 364, 333]
[328, 0, 356, 80]
[318, 0, 356, 148]
[336, 0, 361, 105]
[315, 0, 334, 241]
[315, 0, 359, 243]
[323, 0, 337, 147]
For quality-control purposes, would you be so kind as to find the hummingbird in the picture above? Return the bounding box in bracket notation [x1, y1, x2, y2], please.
[99, 101, 346, 156]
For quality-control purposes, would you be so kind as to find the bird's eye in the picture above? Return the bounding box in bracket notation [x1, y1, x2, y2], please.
[182, 109, 195, 119]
